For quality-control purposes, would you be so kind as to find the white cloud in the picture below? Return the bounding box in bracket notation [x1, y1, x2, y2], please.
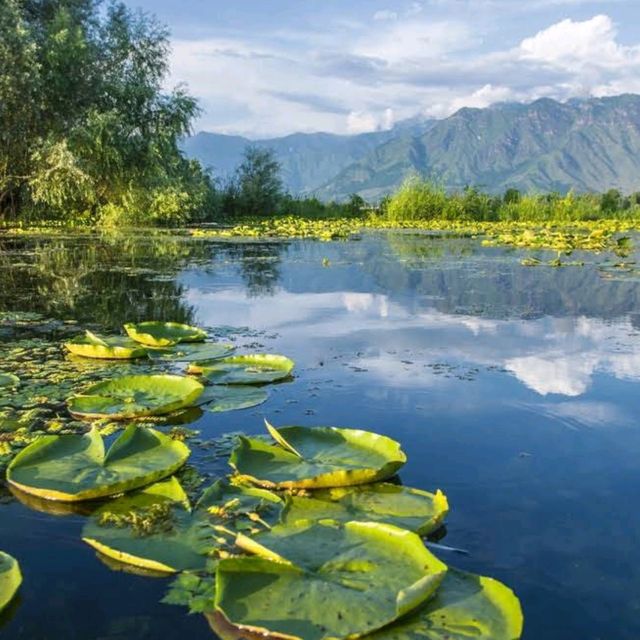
[373, 10, 398, 21]
[449, 84, 515, 111]
[519, 15, 632, 68]
[170, 11, 640, 136]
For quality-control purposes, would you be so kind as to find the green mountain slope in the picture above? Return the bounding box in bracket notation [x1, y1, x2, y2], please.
[318, 95, 640, 200]
[182, 122, 433, 193]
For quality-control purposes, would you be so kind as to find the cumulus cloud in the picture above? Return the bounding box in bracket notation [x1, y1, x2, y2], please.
[169, 9, 640, 136]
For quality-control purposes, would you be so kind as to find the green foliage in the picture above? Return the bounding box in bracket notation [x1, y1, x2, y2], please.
[7, 424, 190, 501]
[0, 0, 213, 225]
[383, 177, 640, 224]
[222, 146, 283, 217]
[0, 551, 22, 612]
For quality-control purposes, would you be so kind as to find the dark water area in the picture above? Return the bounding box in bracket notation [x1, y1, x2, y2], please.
[1, 230, 640, 639]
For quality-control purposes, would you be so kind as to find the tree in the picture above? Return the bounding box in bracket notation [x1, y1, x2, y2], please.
[600, 188, 623, 214]
[233, 146, 283, 217]
[0, 0, 212, 224]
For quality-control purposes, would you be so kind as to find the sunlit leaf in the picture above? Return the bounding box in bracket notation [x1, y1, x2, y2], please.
[230, 423, 406, 489]
[216, 520, 447, 640]
[82, 477, 282, 573]
[64, 330, 147, 359]
[124, 321, 207, 347]
[7, 425, 190, 501]
[0, 551, 22, 612]
[282, 483, 448, 535]
[67, 374, 204, 420]
[189, 354, 294, 385]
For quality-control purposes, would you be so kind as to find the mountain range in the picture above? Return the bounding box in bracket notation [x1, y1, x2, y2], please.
[182, 94, 640, 200]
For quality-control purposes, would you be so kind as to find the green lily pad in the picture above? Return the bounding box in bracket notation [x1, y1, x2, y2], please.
[197, 386, 269, 413]
[7, 425, 190, 501]
[67, 374, 204, 420]
[282, 483, 449, 535]
[206, 568, 523, 640]
[363, 568, 523, 640]
[216, 520, 447, 640]
[64, 330, 148, 359]
[124, 321, 207, 347]
[0, 372, 20, 388]
[83, 478, 282, 573]
[229, 421, 406, 489]
[145, 342, 235, 363]
[188, 354, 294, 385]
[0, 552, 22, 612]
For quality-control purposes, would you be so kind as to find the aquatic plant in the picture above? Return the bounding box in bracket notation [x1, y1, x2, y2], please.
[7, 425, 189, 501]
[124, 321, 207, 347]
[145, 342, 235, 363]
[67, 374, 204, 420]
[214, 520, 447, 640]
[229, 421, 406, 489]
[281, 483, 449, 535]
[83, 477, 283, 573]
[188, 354, 295, 385]
[0, 373, 20, 388]
[196, 386, 269, 413]
[64, 330, 147, 360]
[0, 552, 22, 612]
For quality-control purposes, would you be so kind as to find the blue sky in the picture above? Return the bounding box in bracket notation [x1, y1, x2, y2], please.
[124, 0, 640, 138]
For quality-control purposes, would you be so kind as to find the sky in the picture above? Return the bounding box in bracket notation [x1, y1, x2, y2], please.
[123, 0, 640, 138]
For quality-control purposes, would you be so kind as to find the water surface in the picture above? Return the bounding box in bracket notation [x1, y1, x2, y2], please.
[1, 230, 640, 639]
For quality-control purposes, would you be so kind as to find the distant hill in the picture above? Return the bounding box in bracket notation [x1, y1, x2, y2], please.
[318, 95, 640, 200]
[182, 118, 434, 194]
[183, 95, 640, 200]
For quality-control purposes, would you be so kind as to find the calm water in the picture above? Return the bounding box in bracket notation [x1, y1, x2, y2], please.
[1, 230, 640, 639]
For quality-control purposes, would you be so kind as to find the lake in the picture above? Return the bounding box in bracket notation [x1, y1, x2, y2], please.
[1, 229, 640, 639]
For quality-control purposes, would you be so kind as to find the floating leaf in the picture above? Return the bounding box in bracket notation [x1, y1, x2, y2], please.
[216, 521, 447, 640]
[145, 342, 235, 363]
[188, 354, 294, 385]
[83, 478, 282, 572]
[0, 551, 22, 612]
[206, 568, 523, 640]
[362, 569, 523, 640]
[64, 330, 147, 359]
[230, 422, 406, 488]
[197, 386, 269, 413]
[83, 477, 207, 573]
[0, 372, 20, 388]
[7, 425, 190, 501]
[67, 374, 204, 420]
[124, 321, 207, 347]
[282, 483, 449, 535]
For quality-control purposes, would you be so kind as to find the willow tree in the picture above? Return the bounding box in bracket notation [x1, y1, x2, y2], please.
[0, 0, 213, 225]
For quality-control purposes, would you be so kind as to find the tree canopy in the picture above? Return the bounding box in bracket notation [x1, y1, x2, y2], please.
[0, 0, 212, 225]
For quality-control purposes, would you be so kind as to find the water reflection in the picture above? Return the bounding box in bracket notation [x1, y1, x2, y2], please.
[0, 232, 210, 329]
[2, 230, 640, 639]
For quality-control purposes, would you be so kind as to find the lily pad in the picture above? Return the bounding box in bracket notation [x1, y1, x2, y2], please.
[363, 568, 523, 640]
[197, 386, 269, 413]
[188, 354, 294, 385]
[67, 374, 204, 420]
[0, 552, 22, 612]
[216, 520, 447, 640]
[145, 342, 235, 363]
[83, 478, 282, 573]
[64, 330, 148, 360]
[229, 421, 406, 489]
[0, 372, 20, 388]
[206, 568, 523, 640]
[7, 425, 190, 501]
[124, 321, 207, 347]
[282, 483, 449, 535]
